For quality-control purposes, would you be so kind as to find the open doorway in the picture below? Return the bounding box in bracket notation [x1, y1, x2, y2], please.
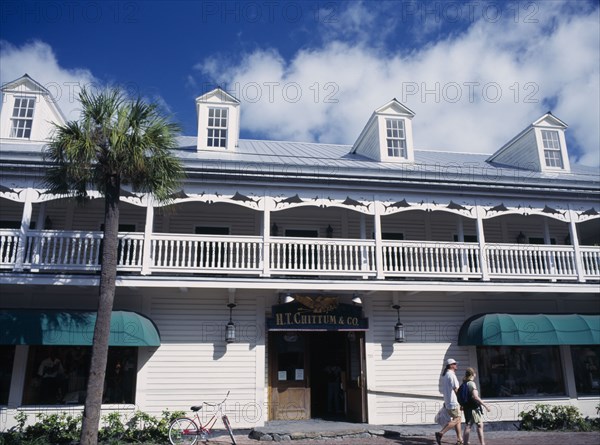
[309, 332, 367, 422]
[269, 331, 367, 422]
[309, 332, 346, 419]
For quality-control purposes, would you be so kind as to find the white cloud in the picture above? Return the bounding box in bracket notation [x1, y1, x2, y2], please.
[0, 40, 98, 121]
[195, 1, 600, 167]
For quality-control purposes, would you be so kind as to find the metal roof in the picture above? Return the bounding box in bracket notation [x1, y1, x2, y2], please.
[177, 137, 600, 184]
[1, 137, 599, 191]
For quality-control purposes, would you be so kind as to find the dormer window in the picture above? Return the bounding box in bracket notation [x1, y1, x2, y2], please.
[207, 107, 228, 148]
[541, 130, 563, 168]
[351, 99, 415, 163]
[487, 112, 570, 173]
[10, 96, 35, 139]
[195, 88, 240, 152]
[386, 118, 406, 158]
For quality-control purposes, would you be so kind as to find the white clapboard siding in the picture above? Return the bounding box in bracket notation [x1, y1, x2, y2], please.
[380, 211, 428, 240]
[165, 201, 259, 235]
[492, 129, 539, 170]
[354, 120, 380, 160]
[367, 293, 468, 424]
[482, 218, 503, 242]
[0, 198, 24, 223]
[429, 212, 465, 241]
[146, 291, 264, 427]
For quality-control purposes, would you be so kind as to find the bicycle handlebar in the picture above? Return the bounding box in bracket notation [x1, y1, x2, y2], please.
[203, 391, 231, 407]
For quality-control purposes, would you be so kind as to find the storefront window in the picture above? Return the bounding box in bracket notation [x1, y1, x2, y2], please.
[22, 345, 137, 405]
[477, 346, 565, 397]
[276, 333, 306, 382]
[0, 346, 15, 405]
[571, 345, 600, 396]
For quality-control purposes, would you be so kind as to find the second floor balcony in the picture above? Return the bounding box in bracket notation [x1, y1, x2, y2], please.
[1, 229, 599, 282]
[1, 189, 599, 284]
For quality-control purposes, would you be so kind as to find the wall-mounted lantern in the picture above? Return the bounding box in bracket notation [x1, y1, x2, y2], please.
[271, 223, 279, 236]
[516, 231, 526, 244]
[225, 303, 237, 343]
[392, 304, 405, 343]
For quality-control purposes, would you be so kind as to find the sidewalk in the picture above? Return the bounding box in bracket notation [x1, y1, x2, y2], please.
[214, 420, 600, 444]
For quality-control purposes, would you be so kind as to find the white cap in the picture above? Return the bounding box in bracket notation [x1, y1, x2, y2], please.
[446, 358, 458, 365]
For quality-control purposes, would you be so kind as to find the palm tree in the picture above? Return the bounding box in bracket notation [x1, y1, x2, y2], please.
[44, 88, 184, 445]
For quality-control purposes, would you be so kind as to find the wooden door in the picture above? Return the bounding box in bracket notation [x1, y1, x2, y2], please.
[269, 332, 310, 420]
[345, 333, 367, 422]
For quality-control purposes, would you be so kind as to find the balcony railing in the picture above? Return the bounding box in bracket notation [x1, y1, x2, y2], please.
[1, 229, 599, 282]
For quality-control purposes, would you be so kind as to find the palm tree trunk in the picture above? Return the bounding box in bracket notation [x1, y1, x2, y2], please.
[80, 175, 120, 445]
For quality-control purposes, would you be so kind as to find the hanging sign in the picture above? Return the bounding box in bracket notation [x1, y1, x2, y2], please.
[267, 296, 368, 331]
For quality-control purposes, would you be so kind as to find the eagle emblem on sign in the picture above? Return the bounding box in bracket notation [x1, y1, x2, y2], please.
[295, 295, 339, 313]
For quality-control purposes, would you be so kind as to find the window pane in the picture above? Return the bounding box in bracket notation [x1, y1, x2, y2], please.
[385, 118, 406, 158]
[571, 345, 600, 396]
[22, 345, 137, 405]
[476, 346, 565, 397]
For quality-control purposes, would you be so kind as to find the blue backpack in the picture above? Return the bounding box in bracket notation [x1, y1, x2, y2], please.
[457, 382, 475, 408]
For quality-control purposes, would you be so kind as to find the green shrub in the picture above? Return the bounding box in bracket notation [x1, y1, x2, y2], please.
[0, 412, 81, 445]
[519, 403, 590, 431]
[1, 408, 187, 444]
[99, 409, 185, 443]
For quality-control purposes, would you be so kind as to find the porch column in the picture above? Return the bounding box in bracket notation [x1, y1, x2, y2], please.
[373, 198, 385, 279]
[568, 210, 586, 283]
[140, 196, 155, 275]
[475, 205, 489, 281]
[262, 195, 272, 277]
[14, 187, 34, 272]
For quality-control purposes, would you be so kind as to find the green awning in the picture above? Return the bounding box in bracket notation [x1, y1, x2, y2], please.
[458, 313, 600, 346]
[0, 309, 160, 346]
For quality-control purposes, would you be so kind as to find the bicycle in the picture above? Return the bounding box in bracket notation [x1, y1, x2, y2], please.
[168, 391, 236, 445]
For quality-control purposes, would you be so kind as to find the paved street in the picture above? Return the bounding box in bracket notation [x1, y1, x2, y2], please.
[210, 430, 600, 444]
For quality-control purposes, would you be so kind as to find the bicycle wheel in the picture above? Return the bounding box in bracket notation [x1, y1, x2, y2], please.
[222, 414, 237, 445]
[169, 417, 199, 445]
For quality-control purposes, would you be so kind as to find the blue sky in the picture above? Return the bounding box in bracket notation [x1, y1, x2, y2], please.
[1, 0, 599, 166]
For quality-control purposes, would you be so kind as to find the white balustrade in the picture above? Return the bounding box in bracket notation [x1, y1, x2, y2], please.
[485, 243, 578, 279]
[150, 234, 262, 273]
[382, 240, 481, 277]
[0, 229, 20, 268]
[580, 246, 600, 278]
[23, 230, 104, 271]
[269, 237, 376, 276]
[0, 228, 597, 282]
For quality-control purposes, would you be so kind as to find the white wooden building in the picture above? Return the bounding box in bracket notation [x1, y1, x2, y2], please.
[0, 74, 598, 429]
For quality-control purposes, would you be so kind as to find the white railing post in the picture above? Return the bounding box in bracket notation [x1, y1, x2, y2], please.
[568, 209, 586, 283]
[262, 196, 271, 277]
[141, 196, 155, 275]
[475, 205, 489, 281]
[373, 198, 385, 279]
[13, 188, 34, 272]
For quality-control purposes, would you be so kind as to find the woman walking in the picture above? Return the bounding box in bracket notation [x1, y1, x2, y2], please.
[461, 368, 491, 445]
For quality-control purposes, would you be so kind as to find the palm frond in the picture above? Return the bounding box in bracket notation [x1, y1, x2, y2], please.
[43, 87, 184, 203]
